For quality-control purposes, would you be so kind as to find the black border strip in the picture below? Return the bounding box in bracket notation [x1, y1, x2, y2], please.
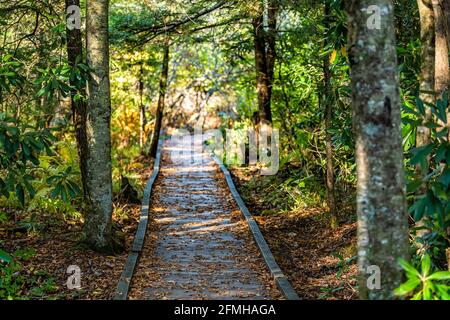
[113, 139, 163, 300]
[212, 155, 300, 300]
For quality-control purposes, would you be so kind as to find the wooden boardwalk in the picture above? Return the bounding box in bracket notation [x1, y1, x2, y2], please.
[127, 135, 281, 299]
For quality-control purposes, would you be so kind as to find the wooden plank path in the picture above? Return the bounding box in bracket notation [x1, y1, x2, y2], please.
[115, 134, 298, 300]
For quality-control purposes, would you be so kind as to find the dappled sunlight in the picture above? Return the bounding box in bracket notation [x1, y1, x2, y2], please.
[1, 0, 436, 303]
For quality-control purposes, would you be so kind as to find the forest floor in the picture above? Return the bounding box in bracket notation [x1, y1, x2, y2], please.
[1, 140, 357, 300]
[230, 167, 358, 300]
[0, 157, 154, 300]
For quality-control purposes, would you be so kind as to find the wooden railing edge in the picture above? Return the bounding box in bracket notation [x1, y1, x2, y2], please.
[113, 138, 163, 300]
[212, 154, 300, 300]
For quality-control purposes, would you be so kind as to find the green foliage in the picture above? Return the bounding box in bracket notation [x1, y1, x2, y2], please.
[334, 253, 357, 280]
[0, 55, 24, 99]
[0, 248, 57, 300]
[46, 166, 82, 202]
[0, 259, 24, 300]
[395, 255, 450, 300]
[0, 249, 12, 264]
[35, 65, 72, 99]
[0, 52, 83, 209]
[35, 60, 90, 100]
[319, 253, 357, 299]
[0, 113, 56, 206]
[403, 93, 450, 265]
[13, 248, 36, 261]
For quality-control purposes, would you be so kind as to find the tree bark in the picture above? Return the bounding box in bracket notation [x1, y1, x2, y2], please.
[149, 43, 170, 158]
[323, 1, 337, 229]
[266, 0, 278, 97]
[440, 0, 450, 273]
[346, 0, 409, 299]
[416, 0, 435, 149]
[252, 1, 272, 124]
[443, 0, 450, 49]
[433, 0, 450, 140]
[139, 63, 147, 148]
[84, 0, 114, 253]
[65, 0, 89, 200]
[433, 0, 450, 96]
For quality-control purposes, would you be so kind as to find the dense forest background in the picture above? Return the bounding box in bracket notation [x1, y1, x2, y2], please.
[1, 0, 450, 300]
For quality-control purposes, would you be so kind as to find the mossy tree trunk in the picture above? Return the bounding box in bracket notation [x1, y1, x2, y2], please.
[346, 0, 409, 299]
[443, 0, 450, 49]
[252, 0, 274, 125]
[266, 0, 278, 104]
[433, 0, 450, 98]
[139, 63, 147, 148]
[149, 43, 170, 158]
[65, 0, 89, 201]
[416, 0, 435, 149]
[439, 0, 450, 271]
[323, 1, 337, 229]
[84, 0, 114, 253]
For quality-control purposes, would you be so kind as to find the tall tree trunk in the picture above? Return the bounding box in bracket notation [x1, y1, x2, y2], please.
[415, 0, 435, 252]
[252, 2, 272, 124]
[416, 0, 435, 149]
[323, 1, 337, 229]
[266, 0, 278, 101]
[433, 0, 450, 96]
[433, 0, 450, 141]
[139, 63, 147, 148]
[84, 0, 114, 253]
[149, 43, 170, 158]
[65, 0, 89, 200]
[440, 0, 450, 272]
[346, 0, 409, 299]
[443, 0, 450, 49]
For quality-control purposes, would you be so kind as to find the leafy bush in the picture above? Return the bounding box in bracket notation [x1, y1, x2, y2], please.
[35, 59, 90, 101]
[403, 94, 450, 265]
[395, 255, 450, 300]
[0, 113, 56, 205]
[0, 54, 84, 209]
[395, 93, 450, 300]
[0, 248, 58, 300]
[0, 55, 24, 99]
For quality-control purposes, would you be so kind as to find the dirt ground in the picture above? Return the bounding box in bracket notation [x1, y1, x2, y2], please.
[0, 158, 154, 300]
[1, 205, 139, 299]
[1, 154, 357, 300]
[230, 167, 358, 300]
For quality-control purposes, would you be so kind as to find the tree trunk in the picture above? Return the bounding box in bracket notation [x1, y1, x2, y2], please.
[149, 43, 170, 158]
[433, 0, 450, 140]
[346, 0, 409, 299]
[443, 0, 450, 49]
[65, 0, 89, 200]
[139, 63, 147, 148]
[433, 0, 450, 96]
[323, 1, 337, 229]
[84, 0, 114, 253]
[416, 0, 435, 149]
[266, 0, 278, 101]
[440, 0, 450, 273]
[252, 2, 272, 124]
